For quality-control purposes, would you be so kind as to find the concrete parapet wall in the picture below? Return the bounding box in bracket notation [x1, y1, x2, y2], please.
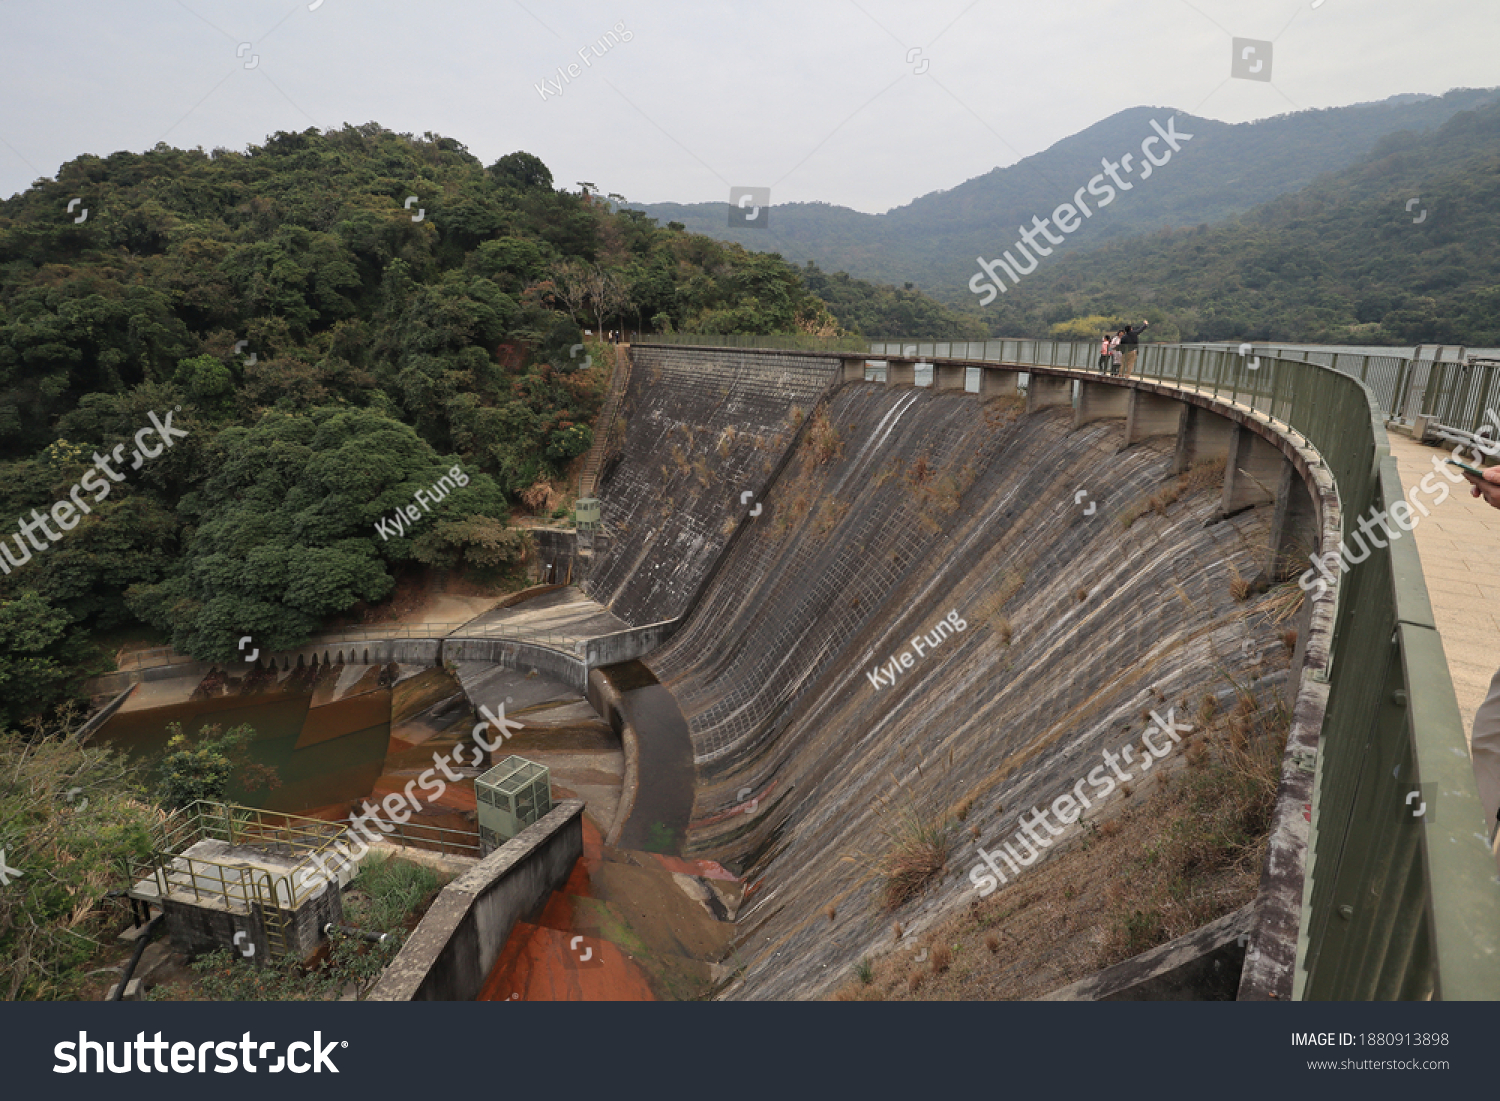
[583, 619, 678, 669]
[443, 637, 587, 692]
[370, 799, 585, 1001]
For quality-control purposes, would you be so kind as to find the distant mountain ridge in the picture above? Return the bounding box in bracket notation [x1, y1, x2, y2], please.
[632, 89, 1500, 302]
[963, 97, 1500, 345]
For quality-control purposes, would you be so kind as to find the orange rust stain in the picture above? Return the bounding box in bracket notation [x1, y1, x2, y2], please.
[369, 774, 476, 813]
[478, 923, 654, 1002]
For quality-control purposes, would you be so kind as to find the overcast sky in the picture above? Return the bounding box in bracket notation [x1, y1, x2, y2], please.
[0, 0, 1495, 214]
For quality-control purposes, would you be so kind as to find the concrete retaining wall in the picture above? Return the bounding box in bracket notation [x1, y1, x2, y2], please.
[443, 637, 588, 692]
[370, 799, 586, 1001]
[583, 619, 679, 669]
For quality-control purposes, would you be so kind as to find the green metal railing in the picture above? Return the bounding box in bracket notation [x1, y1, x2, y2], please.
[637, 334, 1500, 999]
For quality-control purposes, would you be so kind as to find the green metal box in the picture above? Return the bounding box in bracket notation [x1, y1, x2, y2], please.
[475, 756, 552, 854]
[574, 497, 601, 529]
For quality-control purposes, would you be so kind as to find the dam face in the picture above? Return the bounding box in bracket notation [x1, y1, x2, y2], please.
[589, 351, 1295, 1000]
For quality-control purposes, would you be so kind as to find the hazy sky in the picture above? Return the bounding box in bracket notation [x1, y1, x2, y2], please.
[1, 0, 1495, 213]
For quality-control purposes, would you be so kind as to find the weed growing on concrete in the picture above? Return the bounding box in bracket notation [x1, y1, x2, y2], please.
[930, 943, 952, 975]
[1258, 579, 1305, 625]
[1119, 458, 1224, 528]
[1197, 693, 1219, 727]
[872, 791, 956, 910]
[808, 408, 842, 464]
[1095, 690, 1287, 967]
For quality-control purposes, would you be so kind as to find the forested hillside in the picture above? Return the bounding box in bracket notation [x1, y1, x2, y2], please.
[635, 88, 1500, 300]
[0, 123, 959, 722]
[977, 98, 1500, 344]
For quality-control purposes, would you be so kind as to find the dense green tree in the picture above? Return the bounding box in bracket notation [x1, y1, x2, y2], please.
[0, 592, 86, 729]
[126, 407, 509, 659]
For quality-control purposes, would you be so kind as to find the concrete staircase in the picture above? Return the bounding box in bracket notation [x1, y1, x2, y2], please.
[578, 344, 634, 501]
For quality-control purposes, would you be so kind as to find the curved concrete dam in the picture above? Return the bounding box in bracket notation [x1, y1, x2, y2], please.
[586, 349, 1304, 1001]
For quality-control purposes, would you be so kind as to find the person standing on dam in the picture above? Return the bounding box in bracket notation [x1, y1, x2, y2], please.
[1098, 331, 1113, 372]
[1458, 462, 1500, 844]
[1118, 319, 1149, 378]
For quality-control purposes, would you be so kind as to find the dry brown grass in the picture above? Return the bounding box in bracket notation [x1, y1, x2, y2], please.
[930, 944, 952, 975]
[519, 479, 562, 515]
[1119, 458, 1225, 529]
[1258, 580, 1306, 625]
[846, 682, 1289, 1003]
[973, 566, 1027, 639]
[807, 407, 842, 464]
[1197, 693, 1219, 727]
[1094, 697, 1287, 967]
[868, 792, 956, 910]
